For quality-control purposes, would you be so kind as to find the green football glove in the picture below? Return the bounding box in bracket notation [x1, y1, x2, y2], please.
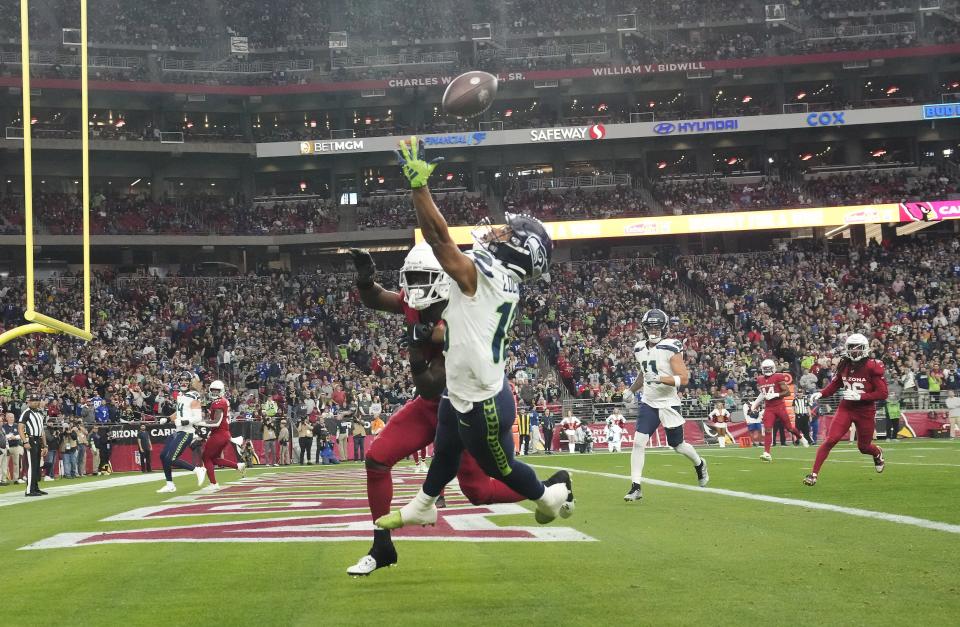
[396, 136, 443, 189]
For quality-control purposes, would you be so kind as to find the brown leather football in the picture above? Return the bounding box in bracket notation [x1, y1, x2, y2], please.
[441, 71, 498, 118]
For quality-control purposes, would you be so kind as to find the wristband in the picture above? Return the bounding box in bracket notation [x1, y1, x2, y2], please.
[410, 360, 429, 376]
[672, 376, 681, 387]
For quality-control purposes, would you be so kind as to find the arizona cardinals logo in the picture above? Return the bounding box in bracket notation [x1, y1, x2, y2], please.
[900, 202, 940, 222]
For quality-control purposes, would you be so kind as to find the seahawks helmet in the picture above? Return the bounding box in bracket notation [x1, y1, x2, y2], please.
[472, 213, 552, 283]
[641, 309, 669, 343]
[178, 370, 196, 390]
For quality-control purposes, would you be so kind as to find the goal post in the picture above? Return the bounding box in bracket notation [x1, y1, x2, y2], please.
[5, 0, 93, 347]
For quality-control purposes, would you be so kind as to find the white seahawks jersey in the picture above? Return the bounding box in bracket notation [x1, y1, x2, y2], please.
[174, 392, 203, 434]
[443, 248, 520, 412]
[634, 338, 683, 409]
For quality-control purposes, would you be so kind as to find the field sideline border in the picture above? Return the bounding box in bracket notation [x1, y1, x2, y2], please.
[528, 463, 960, 535]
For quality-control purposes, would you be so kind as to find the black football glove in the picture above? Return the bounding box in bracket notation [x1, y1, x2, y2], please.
[349, 248, 376, 289]
[402, 322, 435, 347]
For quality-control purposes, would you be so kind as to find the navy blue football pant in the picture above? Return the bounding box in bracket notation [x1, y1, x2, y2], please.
[423, 377, 545, 501]
[160, 431, 195, 481]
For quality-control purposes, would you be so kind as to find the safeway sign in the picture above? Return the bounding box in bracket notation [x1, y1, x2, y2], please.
[529, 124, 606, 143]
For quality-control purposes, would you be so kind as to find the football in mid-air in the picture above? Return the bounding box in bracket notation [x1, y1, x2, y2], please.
[441, 71, 498, 118]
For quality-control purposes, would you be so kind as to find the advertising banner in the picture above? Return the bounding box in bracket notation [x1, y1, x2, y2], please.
[257, 105, 924, 158]
[420, 202, 924, 244]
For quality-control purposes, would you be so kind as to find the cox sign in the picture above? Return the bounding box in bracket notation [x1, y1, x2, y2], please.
[806, 111, 846, 127]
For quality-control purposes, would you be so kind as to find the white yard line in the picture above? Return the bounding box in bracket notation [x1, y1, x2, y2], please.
[0, 473, 166, 508]
[529, 463, 960, 535]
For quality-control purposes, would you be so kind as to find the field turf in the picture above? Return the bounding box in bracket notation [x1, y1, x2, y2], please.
[2, 439, 958, 626]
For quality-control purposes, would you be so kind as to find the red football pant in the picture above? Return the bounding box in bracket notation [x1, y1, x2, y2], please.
[411, 448, 429, 463]
[763, 405, 801, 453]
[365, 397, 523, 521]
[812, 408, 880, 474]
[202, 430, 238, 484]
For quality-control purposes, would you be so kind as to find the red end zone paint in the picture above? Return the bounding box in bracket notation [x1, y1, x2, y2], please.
[22, 468, 594, 549]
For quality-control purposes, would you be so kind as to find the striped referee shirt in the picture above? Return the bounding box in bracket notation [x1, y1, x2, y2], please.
[793, 396, 810, 417]
[18, 407, 45, 438]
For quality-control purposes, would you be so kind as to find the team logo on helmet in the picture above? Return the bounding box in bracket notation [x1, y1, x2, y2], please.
[525, 235, 549, 280]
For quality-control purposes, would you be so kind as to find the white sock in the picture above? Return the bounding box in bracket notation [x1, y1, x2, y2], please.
[568, 441, 575, 454]
[674, 441, 702, 466]
[630, 433, 649, 483]
[412, 488, 437, 509]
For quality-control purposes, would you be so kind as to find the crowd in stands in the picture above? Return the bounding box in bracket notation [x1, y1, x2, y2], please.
[505, 187, 653, 221]
[1, 0, 958, 92]
[0, 231, 956, 472]
[0, 194, 339, 236]
[356, 193, 489, 230]
[1, 166, 955, 236]
[652, 168, 960, 216]
[522, 236, 960, 418]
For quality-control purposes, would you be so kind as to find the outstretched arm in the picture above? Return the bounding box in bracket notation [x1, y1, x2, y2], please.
[398, 137, 477, 296]
[349, 248, 404, 314]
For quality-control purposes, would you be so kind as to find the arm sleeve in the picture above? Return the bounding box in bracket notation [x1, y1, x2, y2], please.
[819, 372, 842, 399]
[860, 362, 889, 401]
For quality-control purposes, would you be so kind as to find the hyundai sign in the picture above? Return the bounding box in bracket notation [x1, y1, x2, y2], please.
[922, 104, 960, 120]
[652, 119, 739, 135]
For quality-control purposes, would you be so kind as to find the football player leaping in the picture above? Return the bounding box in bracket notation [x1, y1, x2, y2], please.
[345, 244, 525, 577]
[376, 137, 572, 532]
[754, 359, 809, 462]
[804, 334, 887, 486]
[622, 309, 708, 502]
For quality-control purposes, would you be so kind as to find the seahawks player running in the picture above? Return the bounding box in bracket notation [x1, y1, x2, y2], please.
[622, 309, 708, 501]
[156, 372, 207, 493]
[377, 137, 572, 530]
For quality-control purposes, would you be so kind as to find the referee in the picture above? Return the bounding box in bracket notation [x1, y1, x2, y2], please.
[793, 393, 812, 447]
[18, 393, 48, 497]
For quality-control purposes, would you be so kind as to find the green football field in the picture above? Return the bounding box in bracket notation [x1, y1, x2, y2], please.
[3, 439, 959, 627]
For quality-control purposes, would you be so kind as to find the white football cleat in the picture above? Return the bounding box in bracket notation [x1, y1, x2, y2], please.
[695, 459, 709, 487]
[800, 436, 811, 448]
[624, 483, 643, 502]
[197, 483, 223, 493]
[237, 462, 247, 478]
[157, 483, 176, 494]
[761, 452, 772, 462]
[194, 466, 207, 487]
[534, 481, 569, 524]
[376, 500, 438, 529]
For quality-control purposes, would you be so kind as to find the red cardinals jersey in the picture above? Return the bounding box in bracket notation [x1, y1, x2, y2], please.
[399, 289, 444, 362]
[757, 373, 790, 408]
[820, 358, 888, 412]
[209, 397, 231, 434]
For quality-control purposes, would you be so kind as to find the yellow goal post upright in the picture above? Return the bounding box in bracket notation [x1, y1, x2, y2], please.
[0, 0, 93, 346]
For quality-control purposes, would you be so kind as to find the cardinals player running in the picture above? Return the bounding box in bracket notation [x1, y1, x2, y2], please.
[753, 359, 809, 461]
[345, 244, 525, 577]
[804, 334, 887, 486]
[622, 308, 708, 502]
[197, 380, 245, 493]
